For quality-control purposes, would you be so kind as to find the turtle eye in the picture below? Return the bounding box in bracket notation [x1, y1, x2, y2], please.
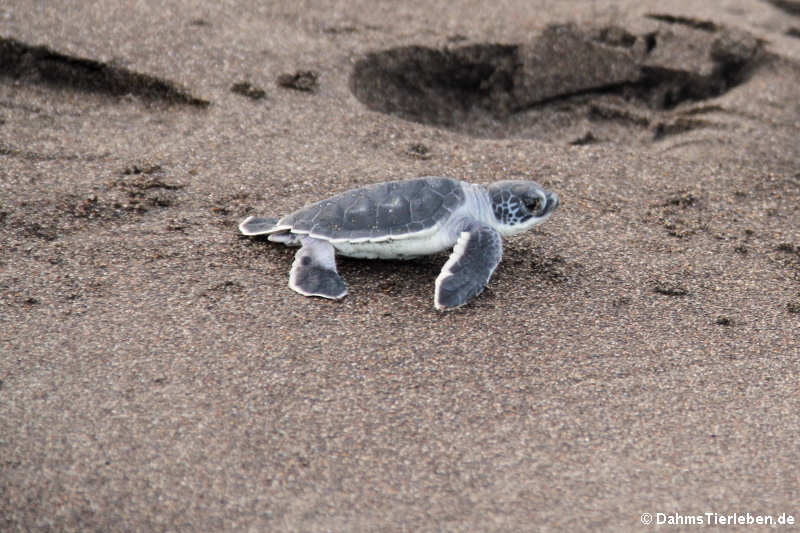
[524, 196, 541, 212]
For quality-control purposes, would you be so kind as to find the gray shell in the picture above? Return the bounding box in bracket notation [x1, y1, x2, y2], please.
[278, 177, 466, 241]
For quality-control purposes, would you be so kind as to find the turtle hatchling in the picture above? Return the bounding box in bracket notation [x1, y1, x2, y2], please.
[239, 176, 559, 310]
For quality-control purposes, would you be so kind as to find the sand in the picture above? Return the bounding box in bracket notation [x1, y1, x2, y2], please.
[1, 1, 799, 531]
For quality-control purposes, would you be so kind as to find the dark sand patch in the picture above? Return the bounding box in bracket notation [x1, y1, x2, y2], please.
[0, 36, 208, 106]
[350, 19, 763, 143]
[765, 0, 800, 16]
[277, 70, 320, 92]
[231, 81, 267, 100]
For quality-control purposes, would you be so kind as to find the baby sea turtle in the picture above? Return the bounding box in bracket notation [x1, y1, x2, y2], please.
[239, 176, 559, 310]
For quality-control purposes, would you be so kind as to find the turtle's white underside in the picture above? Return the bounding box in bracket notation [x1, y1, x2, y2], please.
[289, 222, 455, 259]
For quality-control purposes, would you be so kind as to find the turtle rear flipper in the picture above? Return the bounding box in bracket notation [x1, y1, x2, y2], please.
[434, 220, 502, 310]
[239, 216, 280, 235]
[289, 237, 348, 300]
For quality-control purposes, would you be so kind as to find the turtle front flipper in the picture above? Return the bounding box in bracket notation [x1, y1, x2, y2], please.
[289, 237, 348, 300]
[434, 220, 502, 311]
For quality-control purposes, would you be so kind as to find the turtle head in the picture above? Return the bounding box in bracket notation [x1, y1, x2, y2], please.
[487, 180, 559, 236]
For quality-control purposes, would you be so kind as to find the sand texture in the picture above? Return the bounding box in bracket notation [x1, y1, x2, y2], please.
[1, 1, 799, 531]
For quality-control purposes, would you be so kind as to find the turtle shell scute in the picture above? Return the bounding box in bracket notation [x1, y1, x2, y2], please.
[280, 177, 465, 240]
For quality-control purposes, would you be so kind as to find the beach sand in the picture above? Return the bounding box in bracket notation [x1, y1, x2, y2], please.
[1, 1, 798, 530]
